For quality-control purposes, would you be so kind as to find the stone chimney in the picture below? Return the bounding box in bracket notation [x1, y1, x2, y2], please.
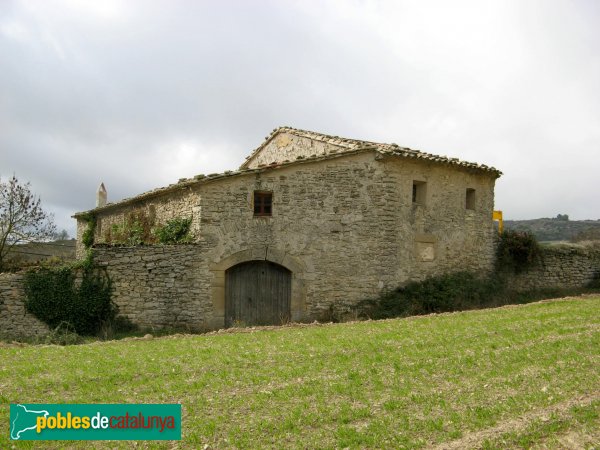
[96, 182, 107, 208]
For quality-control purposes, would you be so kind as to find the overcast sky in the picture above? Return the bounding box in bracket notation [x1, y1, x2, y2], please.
[1, 0, 599, 236]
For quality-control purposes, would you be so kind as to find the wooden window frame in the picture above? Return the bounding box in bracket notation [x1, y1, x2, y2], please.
[254, 191, 273, 217]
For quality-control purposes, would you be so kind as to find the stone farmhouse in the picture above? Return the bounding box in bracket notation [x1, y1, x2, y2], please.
[74, 127, 502, 330]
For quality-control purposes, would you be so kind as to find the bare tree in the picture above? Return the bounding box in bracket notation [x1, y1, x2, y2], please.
[0, 175, 56, 270]
[53, 229, 70, 241]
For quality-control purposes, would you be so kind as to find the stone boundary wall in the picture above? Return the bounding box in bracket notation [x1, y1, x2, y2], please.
[507, 244, 600, 291]
[92, 244, 213, 331]
[1, 243, 599, 340]
[0, 273, 50, 339]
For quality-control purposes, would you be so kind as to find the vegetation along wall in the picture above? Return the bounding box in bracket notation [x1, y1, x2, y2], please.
[508, 244, 600, 291]
[1, 244, 598, 339]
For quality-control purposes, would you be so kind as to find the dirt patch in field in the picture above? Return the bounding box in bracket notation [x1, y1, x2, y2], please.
[432, 393, 600, 450]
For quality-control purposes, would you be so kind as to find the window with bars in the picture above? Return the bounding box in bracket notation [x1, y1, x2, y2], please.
[254, 191, 272, 216]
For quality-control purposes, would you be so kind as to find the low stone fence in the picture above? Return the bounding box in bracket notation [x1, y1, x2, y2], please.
[508, 243, 600, 291]
[0, 272, 50, 339]
[1, 243, 598, 340]
[93, 244, 212, 331]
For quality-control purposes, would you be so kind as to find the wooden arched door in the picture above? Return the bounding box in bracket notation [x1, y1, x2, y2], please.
[225, 261, 291, 327]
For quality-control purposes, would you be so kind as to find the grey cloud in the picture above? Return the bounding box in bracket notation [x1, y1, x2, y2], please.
[1, 0, 599, 240]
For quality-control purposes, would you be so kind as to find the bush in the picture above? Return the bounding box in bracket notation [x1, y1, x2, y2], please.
[360, 272, 505, 320]
[107, 211, 155, 246]
[81, 214, 96, 249]
[153, 217, 192, 244]
[359, 271, 600, 321]
[24, 266, 115, 336]
[496, 230, 541, 273]
[571, 227, 600, 242]
[98, 315, 139, 340]
[102, 213, 192, 246]
[588, 271, 600, 289]
[45, 322, 84, 345]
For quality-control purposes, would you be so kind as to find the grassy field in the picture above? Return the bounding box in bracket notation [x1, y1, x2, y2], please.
[1, 296, 599, 449]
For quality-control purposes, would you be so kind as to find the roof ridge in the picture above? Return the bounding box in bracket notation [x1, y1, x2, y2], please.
[240, 126, 409, 169]
[73, 127, 502, 218]
[279, 127, 500, 174]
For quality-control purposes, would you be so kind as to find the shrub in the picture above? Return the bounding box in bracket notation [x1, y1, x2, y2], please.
[101, 213, 192, 246]
[24, 266, 115, 336]
[360, 272, 505, 320]
[496, 230, 541, 273]
[108, 211, 155, 246]
[588, 271, 600, 289]
[81, 214, 96, 249]
[98, 315, 139, 340]
[153, 217, 192, 244]
[360, 268, 600, 321]
[44, 322, 84, 345]
[111, 315, 139, 332]
[571, 227, 600, 242]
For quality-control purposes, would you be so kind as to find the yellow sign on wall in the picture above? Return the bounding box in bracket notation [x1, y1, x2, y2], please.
[493, 210, 503, 234]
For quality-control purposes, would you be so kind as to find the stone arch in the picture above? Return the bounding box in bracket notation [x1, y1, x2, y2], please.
[225, 260, 291, 327]
[208, 247, 307, 329]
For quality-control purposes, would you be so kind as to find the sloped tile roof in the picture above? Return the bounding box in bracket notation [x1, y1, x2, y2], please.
[73, 126, 501, 217]
[241, 126, 502, 176]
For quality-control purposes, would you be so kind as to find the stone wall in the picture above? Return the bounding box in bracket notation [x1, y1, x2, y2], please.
[70, 151, 499, 331]
[0, 273, 50, 339]
[2, 243, 599, 339]
[194, 152, 497, 321]
[384, 157, 497, 281]
[76, 188, 200, 258]
[93, 245, 212, 331]
[508, 244, 600, 291]
[244, 132, 349, 169]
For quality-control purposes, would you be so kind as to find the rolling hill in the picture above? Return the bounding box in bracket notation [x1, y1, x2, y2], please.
[504, 217, 600, 242]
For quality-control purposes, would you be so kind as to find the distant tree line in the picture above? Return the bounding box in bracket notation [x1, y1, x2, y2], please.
[503, 214, 600, 242]
[0, 175, 56, 271]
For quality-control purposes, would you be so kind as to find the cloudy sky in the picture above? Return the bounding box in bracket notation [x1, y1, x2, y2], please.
[1, 0, 599, 236]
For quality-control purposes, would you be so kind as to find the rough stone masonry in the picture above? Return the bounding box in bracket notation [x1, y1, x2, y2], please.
[2, 129, 599, 338]
[2, 244, 598, 338]
[70, 127, 502, 330]
[0, 273, 50, 339]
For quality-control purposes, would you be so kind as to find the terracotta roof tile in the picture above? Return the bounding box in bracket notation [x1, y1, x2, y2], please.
[240, 127, 501, 176]
[73, 126, 501, 217]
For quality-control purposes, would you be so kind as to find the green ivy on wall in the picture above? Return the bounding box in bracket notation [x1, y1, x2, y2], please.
[154, 217, 193, 244]
[80, 212, 96, 249]
[23, 210, 117, 336]
[105, 211, 156, 246]
[102, 211, 193, 246]
[24, 211, 192, 335]
[24, 265, 115, 336]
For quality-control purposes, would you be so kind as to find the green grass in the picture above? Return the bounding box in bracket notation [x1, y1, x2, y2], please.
[1, 296, 599, 449]
[481, 400, 600, 449]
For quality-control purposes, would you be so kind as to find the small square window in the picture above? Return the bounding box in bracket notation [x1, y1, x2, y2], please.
[254, 191, 272, 216]
[466, 188, 476, 210]
[412, 181, 427, 205]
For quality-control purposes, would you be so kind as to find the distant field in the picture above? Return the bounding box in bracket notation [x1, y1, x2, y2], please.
[5, 239, 76, 266]
[1, 296, 599, 449]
